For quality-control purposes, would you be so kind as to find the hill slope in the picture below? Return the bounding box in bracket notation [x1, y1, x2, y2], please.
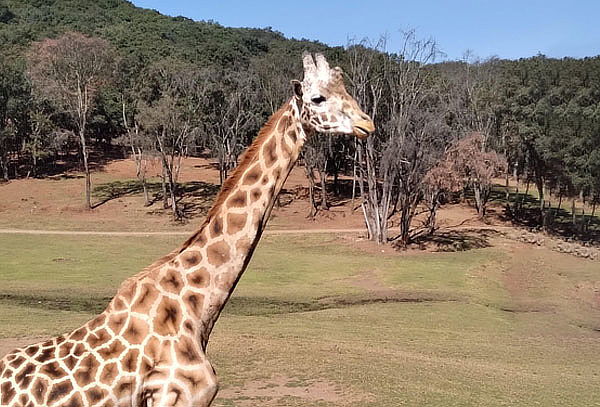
[0, 0, 328, 65]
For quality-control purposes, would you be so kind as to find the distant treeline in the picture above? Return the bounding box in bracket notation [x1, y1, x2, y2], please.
[0, 0, 599, 244]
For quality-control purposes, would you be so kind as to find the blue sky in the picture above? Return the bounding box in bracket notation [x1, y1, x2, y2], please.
[131, 0, 600, 61]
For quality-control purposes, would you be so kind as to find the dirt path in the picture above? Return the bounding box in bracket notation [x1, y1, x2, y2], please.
[0, 225, 511, 237]
[0, 228, 371, 236]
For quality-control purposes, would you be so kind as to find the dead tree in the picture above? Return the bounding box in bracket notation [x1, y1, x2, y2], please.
[121, 99, 153, 206]
[302, 135, 331, 216]
[348, 32, 446, 246]
[137, 61, 203, 220]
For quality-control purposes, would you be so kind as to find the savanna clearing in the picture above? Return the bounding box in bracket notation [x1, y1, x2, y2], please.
[1, 232, 599, 406]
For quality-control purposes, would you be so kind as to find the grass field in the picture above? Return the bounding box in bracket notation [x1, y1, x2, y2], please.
[1, 233, 600, 406]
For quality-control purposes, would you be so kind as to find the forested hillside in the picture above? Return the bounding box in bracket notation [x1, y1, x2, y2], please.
[1, 0, 599, 244]
[0, 0, 327, 65]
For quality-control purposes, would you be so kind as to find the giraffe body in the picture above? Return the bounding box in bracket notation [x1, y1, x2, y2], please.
[0, 54, 374, 407]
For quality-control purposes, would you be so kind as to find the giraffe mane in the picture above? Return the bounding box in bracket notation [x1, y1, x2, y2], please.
[142, 102, 290, 272]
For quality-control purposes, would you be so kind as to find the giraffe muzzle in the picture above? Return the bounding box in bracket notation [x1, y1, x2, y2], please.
[353, 120, 376, 139]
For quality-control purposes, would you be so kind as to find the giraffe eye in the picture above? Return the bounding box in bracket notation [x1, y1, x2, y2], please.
[311, 95, 326, 104]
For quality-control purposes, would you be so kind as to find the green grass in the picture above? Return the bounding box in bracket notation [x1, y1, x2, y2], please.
[1, 233, 599, 406]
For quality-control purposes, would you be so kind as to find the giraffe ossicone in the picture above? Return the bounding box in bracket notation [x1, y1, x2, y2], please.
[0, 53, 374, 407]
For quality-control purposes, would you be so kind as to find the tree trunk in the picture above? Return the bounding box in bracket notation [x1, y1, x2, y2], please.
[169, 177, 178, 220]
[587, 201, 597, 232]
[80, 129, 92, 210]
[351, 146, 358, 213]
[319, 169, 328, 210]
[474, 185, 484, 219]
[519, 179, 530, 213]
[32, 140, 39, 177]
[505, 168, 510, 202]
[535, 176, 545, 223]
[0, 153, 8, 181]
[304, 166, 318, 218]
[161, 166, 169, 209]
[142, 180, 150, 207]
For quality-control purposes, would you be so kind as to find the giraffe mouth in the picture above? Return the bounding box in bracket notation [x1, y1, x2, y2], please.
[353, 120, 375, 139]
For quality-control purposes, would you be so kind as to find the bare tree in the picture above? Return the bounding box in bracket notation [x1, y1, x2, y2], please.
[348, 32, 447, 246]
[421, 159, 462, 235]
[302, 135, 331, 216]
[27, 32, 116, 208]
[346, 38, 387, 241]
[121, 99, 154, 206]
[137, 60, 203, 220]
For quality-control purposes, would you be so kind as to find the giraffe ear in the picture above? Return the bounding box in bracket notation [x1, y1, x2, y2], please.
[291, 80, 303, 99]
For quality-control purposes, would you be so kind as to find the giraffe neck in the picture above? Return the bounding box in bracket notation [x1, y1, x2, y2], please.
[175, 98, 308, 346]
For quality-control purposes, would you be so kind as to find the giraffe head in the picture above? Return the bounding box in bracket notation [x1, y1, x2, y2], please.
[292, 53, 375, 139]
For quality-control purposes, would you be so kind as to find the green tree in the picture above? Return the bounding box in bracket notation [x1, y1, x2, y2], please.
[27, 31, 117, 208]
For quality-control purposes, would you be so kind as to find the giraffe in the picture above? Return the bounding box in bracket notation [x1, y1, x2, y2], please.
[0, 53, 375, 407]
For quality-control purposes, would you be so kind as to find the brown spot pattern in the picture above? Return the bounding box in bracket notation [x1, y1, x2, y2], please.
[122, 349, 140, 373]
[1, 381, 15, 404]
[184, 292, 205, 319]
[74, 354, 99, 387]
[176, 336, 201, 364]
[228, 190, 247, 208]
[181, 250, 202, 268]
[160, 271, 184, 295]
[86, 387, 106, 404]
[263, 137, 278, 167]
[88, 328, 110, 348]
[187, 267, 210, 287]
[64, 356, 78, 371]
[35, 348, 53, 363]
[242, 165, 261, 185]
[97, 339, 125, 359]
[227, 213, 247, 234]
[48, 380, 73, 404]
[88, 315, 106, 330]
[251, 188, 262, 202]
[99, 362, 118, 385]
[132, 283, 159, 313]
[207, 240, 231, 266]
[210, 216, 223, 237]
[70, 327, 87, 341]
[15, 364, 35, 387]
[123, 317, 149, 345]
[155, 297, 182, 335]
[64, 392, 83, 407]
[32, 377, 49, 404]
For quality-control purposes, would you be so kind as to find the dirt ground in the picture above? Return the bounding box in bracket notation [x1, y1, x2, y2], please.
[0, 156, 506, 234]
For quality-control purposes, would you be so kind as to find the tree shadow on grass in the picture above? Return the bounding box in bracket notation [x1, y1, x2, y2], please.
[469, 185, 600, 243]
[92, 180, 160, 208]
[92, 180, 220, 218]
[177, 182, 221, 219]
[411, 229, 493, 252]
